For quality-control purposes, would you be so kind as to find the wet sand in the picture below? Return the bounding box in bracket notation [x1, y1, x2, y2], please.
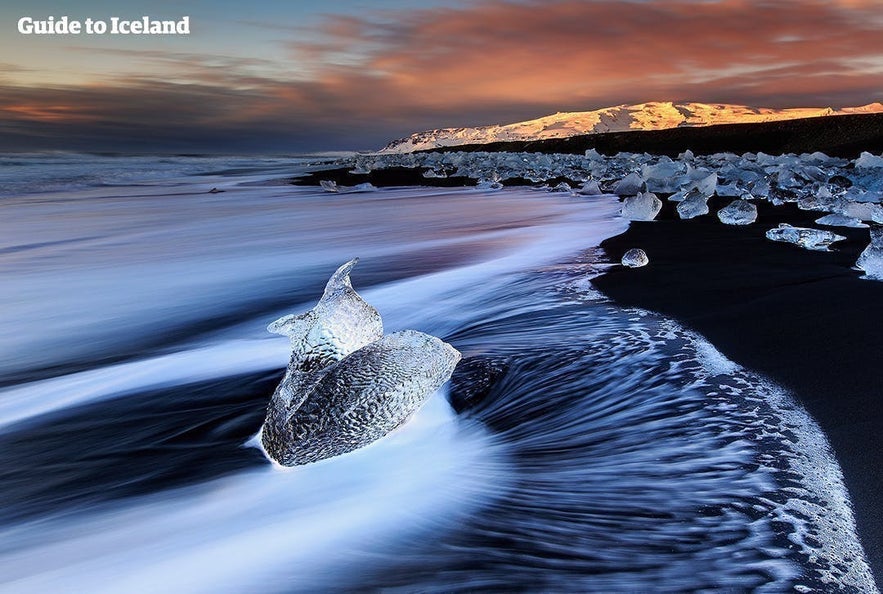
[592, 197, 883, 583]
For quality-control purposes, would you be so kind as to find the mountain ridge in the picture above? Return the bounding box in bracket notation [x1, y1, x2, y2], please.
[380, 101, 883, 153]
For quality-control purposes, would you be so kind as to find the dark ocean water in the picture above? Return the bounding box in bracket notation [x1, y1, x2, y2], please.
[0, 155, 876, 592]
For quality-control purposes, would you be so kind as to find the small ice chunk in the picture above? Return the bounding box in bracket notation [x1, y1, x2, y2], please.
[320, 180, 376, 193]
[621, 191, 662, 221]
[691, 172, 718, 197]
[476, 179, 503, 190]
[765, 223, 846, 251]
[717, 199, 758, 225]
[346, 182, 377, 193]
[550, 182, 572, 193]
[856, 225, 883, 280]
[423, 167, 448, 178]
[613, 172, 646, 196]
[838, 201, 883, 223]
[621, 248, 649, 268]
[854, 151, 883, 169]
[815, 214, 868, 228]
[678, 149, 695, 161]
[577, 180, 603, 195]
[676, 189, 709, 219]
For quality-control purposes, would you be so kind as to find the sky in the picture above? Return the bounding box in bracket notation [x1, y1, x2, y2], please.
[1, 0, 882, 153]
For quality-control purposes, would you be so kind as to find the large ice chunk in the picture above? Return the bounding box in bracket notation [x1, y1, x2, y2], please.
[621, 191, 662, 221]
[262, 260, 461, 467]
[815, 213, 868, 228]
[676, 189, 709, 219]
[856, 225, 883, 280]
[621, 248, 649, 268]
[613, 172, 646, 196]
[854, 151, 883, 169]
[717, 199, 758, 225]
[765, 224, 846, 251]
[838, 201, 883, 223]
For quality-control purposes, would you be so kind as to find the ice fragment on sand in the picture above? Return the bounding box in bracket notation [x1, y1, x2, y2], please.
[577, 180, 603, 195]
[320, 180, 376, 193]
[690, 172, 718, 197]
[621, 191, 662, 221]
[262, 260, 460, 467]
[476, 179, 503, 190]
[765, 224, 846, 251]
[815, 214, 868, 228]
[854, 151, 883, 169]
[621, 248, 649, 268]
[717, 199, 758, 225]
[676, 189, 709, 219]
[837, 201, 883, 223]
[856, 225, 883, 280]
[613, 172, 645, 196]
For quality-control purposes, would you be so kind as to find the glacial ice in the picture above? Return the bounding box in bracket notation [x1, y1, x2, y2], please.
[838, 201, 883, 223]
[320, 180, 377, 193]
[621, 191, 662, 221]
[262, 260, 460, 466]
[317, 148, 883, 274]
[613, 172, 645, 196]
[856, 225, 883, 280]
[690, 171, 718, 197]
[815, 214, 868, 228]
[577, 180, 603, 195]
[677, 190, 710, 219]
[621, 248, 649, 268]
[854, 151, 883, 169]
[717, 199, 758, 225]
[765, 224, 846, 251]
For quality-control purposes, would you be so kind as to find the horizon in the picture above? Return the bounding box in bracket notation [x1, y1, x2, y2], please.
[2, 0, 882, 153]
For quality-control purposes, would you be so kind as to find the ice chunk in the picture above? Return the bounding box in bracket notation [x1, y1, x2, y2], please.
[577, 180, 603, 195]
[621, 191, 662, 221]
[717, 199, 758, 225]
[613, 172, 646, 196]
[798, 188, 845, 212]
[621, 248, 649, 268]
[423, 167, 448, 178]
[676, 189, 709, 219]
[815, 214, 868, 228]
[642, 157, 683, 192]
[476, 179, 503, 190]
[854, 151, 883, 169]
[838, 201, 883, 223]
[765, 224, 846, 251]
[550, 182, 572, 193]
[690, 172, 718, 197]
[320, 180, 376, 193]
[262, 260, 461, 467]
[856, 225, 883, 280]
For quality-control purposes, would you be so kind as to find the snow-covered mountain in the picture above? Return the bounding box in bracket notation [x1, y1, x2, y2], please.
[380, 101, 883, 153]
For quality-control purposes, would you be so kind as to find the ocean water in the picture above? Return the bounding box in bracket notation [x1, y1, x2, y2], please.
[0, 155, 877, 592]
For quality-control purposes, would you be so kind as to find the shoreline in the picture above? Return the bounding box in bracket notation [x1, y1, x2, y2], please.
[293, 155, 883, 583]
[592, 198, 883, 584]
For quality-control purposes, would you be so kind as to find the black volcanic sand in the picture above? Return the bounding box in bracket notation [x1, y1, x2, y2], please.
[593, 197, 883, 583]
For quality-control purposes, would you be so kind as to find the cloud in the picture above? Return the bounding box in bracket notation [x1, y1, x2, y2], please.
[2, 0, 882, 152]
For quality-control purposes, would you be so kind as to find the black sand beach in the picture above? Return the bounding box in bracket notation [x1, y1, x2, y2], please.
[593, 198, 883, 582]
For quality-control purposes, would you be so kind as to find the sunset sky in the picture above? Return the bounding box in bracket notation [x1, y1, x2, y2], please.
[1, 0, 882, 153]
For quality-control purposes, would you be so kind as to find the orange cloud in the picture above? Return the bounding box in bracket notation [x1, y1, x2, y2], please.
[1, 0, 882, 151]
